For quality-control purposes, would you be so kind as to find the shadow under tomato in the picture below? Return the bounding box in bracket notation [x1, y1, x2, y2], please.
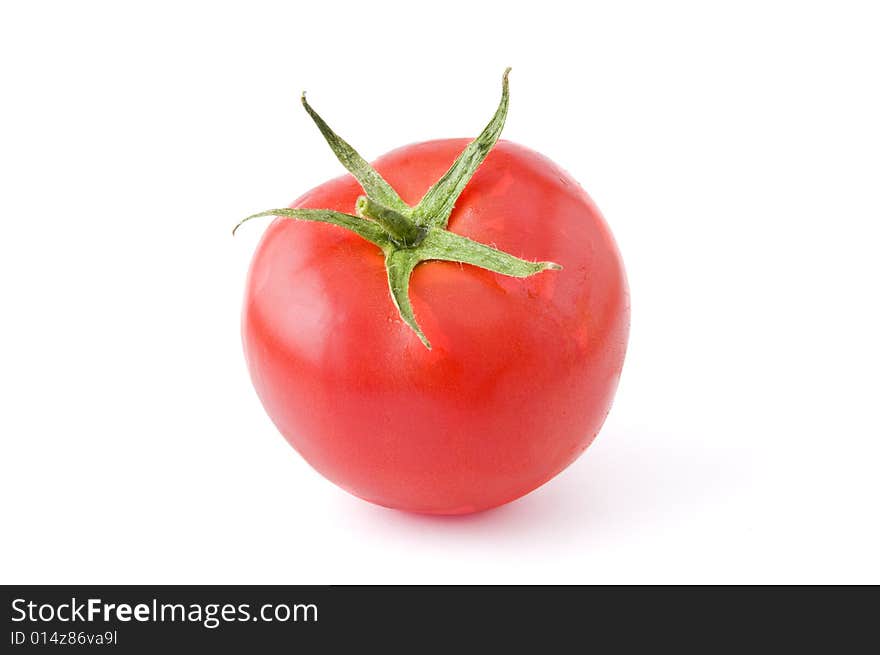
[335, 427, 751, 544]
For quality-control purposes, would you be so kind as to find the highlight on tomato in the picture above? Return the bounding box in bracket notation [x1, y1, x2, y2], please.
[236, 69, 629, 514]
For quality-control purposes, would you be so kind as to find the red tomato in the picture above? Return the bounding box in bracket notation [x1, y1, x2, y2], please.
[242, 138, 629, 514]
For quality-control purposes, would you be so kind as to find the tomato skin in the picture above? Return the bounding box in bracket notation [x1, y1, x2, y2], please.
[243, 139, 629, 514]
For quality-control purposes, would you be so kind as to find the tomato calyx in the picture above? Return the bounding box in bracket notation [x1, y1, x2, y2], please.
[355, 196, 427, 248]
[234, 69, 562, 349]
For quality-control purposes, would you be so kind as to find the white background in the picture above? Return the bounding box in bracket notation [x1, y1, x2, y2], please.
[1, 1, 878, 584]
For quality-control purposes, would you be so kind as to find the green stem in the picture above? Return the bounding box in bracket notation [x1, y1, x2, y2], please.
[236, 69, 562, 349]
[232, 208, 390, 246]
[356, 197, 426, 248]
[301, 93, 412, 216]
[412, 67, 511, 228]
[418, 228, 562, 276]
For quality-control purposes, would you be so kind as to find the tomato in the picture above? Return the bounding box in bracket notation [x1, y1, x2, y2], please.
[240, 72, 629, 514]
